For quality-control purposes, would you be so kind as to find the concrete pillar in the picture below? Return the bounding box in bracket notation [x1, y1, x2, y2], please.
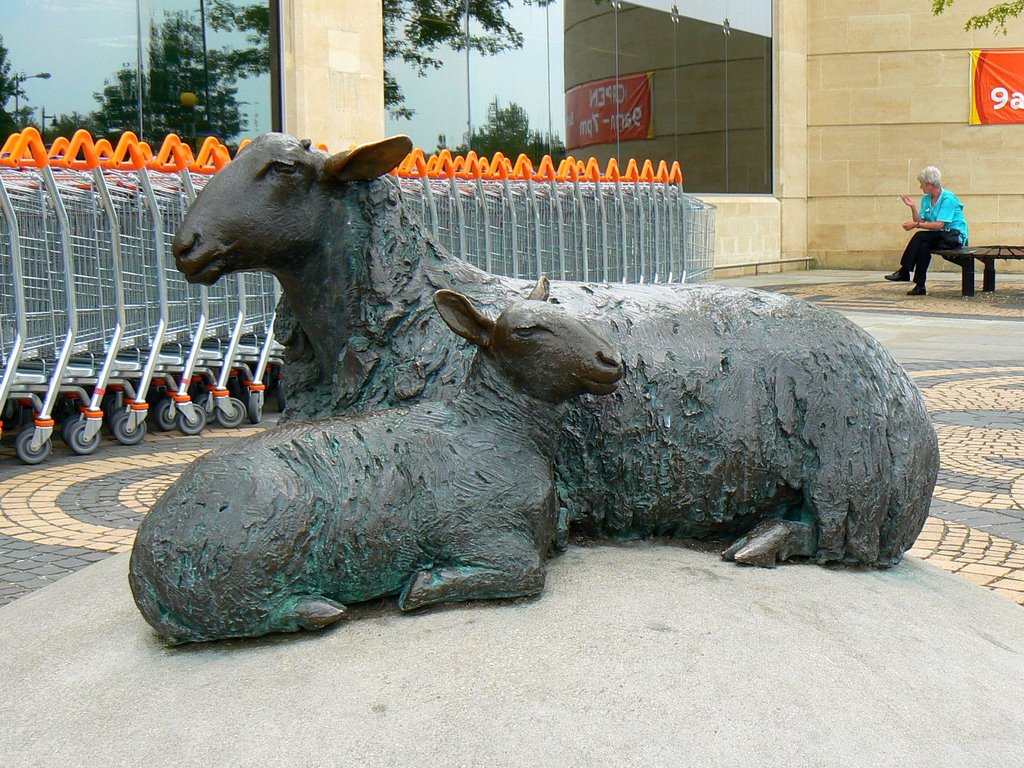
[279, 0, 384, 150]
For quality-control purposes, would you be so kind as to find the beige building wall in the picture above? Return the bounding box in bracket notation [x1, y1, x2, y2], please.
[806, 0, 1024, 272]
[279, 0, 384, 150]
[275, 1, 1022, 274]
[776, 0, 809, 265]
[701, 195, 782, 270]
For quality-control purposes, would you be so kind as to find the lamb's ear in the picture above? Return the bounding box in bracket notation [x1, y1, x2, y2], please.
[323, 135, 413, 181]
[433, 290, 495, 348]
[526, 275, 550, 302]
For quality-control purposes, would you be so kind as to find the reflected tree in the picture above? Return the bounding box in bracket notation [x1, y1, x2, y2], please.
[92, 11, 243, 145]
[384, 0, 557, 119]
[0, 35, 17, 137]
[456, 97, 566, 163]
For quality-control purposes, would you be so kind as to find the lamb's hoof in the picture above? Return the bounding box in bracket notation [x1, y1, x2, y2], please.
[293, 597, 347, 630]
[555, 506, 570, 553]
[722, 519, 815, 568]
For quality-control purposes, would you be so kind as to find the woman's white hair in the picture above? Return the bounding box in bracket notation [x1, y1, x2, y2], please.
[917, 166, 942, 186]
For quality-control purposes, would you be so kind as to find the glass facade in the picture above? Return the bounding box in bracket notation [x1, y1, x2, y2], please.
[2, 0, 276, 150]
[4, 1, 770, 191]
[384, 0, 772, 194]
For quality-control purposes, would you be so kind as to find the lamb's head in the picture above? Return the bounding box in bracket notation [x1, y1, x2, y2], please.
[173, 132, 412, 285]
[433, 279, 624, 404]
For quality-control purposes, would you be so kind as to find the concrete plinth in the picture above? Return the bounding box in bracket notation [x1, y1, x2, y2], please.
[1, 544, 1021, 766]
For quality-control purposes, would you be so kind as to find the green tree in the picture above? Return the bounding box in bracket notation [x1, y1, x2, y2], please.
[932, 0, 1024, 32]
[47, 112, 101, 142]
[384, 0, 556, 119]
[456, 97, 566, 163]
[92, 11, 243, 145]
[0, 35, 22, 137]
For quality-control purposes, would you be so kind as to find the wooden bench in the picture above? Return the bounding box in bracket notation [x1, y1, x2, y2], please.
[935, 245, 1024, 296]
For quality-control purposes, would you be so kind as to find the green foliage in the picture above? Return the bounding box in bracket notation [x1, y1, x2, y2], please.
[0, 35, 16, 137]
[932, 0, 1024, 33]
[456, 97, 566, 163]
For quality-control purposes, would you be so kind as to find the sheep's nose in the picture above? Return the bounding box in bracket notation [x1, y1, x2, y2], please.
[597, 349, 624, 376]
[172, 229, 198, 260]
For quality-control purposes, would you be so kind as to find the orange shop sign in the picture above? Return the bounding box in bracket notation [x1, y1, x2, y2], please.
[970, 49, 1024, 124]
[565, 72, 654, 150]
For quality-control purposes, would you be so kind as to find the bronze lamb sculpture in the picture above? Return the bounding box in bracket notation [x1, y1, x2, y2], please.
[130, 283, 624, 643]
[171, 133, 939, 568]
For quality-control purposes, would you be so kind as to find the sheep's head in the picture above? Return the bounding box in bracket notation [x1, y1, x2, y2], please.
[173, 133, 412, 285]
[433, 279, 624, 404]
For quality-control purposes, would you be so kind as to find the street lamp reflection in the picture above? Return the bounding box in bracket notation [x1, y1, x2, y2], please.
[12, 72, 52, 127]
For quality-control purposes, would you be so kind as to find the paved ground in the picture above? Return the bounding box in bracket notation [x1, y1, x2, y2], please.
[0, 269, 1021, 607]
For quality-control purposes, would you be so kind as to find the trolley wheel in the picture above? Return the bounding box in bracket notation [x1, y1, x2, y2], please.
[60, 416, 79, 445]
[246, 395, 263, 425]
[215, 397, 246, 429]
[101, 392, 121, 423]
[176, 406, 207, 436]
[154, 399, 176, 432]
[15, 428, 51, 465]
[66, 419, 101, 456]
[110, 410, 148, 446]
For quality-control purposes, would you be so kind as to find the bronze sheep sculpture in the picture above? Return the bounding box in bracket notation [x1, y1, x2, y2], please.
[169, 132, 938, 571]
[130, 282, 624, 643]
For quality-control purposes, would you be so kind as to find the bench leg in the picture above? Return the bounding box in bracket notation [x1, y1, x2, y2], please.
[959, 257, 975, 297]
[981, 258, 996, 292]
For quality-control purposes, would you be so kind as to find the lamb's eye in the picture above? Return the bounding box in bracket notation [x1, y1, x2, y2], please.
[513, 325, 548, 340]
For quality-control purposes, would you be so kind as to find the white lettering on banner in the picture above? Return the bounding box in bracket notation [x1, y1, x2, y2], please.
[575, 108, 645, 137]
[589, 84, 627, 109]
[991, 86, 1024, 110]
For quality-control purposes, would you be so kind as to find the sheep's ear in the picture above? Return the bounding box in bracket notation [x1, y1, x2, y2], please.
[526, 275, 550, 302]
[433, 290, 495, 348]
[322, 135, 413, 181]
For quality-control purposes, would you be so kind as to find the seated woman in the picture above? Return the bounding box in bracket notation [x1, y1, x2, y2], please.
[884, 166, 969, 296]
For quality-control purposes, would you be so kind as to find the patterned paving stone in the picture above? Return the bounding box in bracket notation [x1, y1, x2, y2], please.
[771, 281, 1024, 320]
[907, 518, 1024, 606]
[1, 279, 1022, 609]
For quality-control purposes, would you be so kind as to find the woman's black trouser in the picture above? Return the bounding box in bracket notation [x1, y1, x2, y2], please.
[899, 230, 960, 287]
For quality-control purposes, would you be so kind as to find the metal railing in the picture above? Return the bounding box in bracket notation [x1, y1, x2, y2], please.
[397, 174, 716, 284]
[1, 129, 716, 464]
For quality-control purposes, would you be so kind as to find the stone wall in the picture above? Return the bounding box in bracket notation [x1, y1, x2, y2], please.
[806, 0, 1024, 273]
[699, 195, 783, 272]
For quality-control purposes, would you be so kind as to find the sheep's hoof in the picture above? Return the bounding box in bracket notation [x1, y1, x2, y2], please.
[722, 519, 815, 568]
[292, 597, 347, 631]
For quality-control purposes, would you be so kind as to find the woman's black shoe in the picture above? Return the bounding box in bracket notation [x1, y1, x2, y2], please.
[906, 285, 927, 296]
[884, 271, 910, 282]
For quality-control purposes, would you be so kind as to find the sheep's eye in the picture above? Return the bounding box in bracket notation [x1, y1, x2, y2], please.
[260, 160, 297, 177]
[512, 325, 549, 340]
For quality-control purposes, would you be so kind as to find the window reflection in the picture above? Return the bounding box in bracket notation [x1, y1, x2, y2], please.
[1, 0, 274, 150]
[385, 0, 772, 193]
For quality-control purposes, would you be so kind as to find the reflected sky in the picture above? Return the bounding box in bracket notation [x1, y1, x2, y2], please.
[385, 3, 566, 153]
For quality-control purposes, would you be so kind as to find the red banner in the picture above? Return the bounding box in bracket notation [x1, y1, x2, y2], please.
[565, 72, 654, 150]
[971, 49, 1024, 124]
